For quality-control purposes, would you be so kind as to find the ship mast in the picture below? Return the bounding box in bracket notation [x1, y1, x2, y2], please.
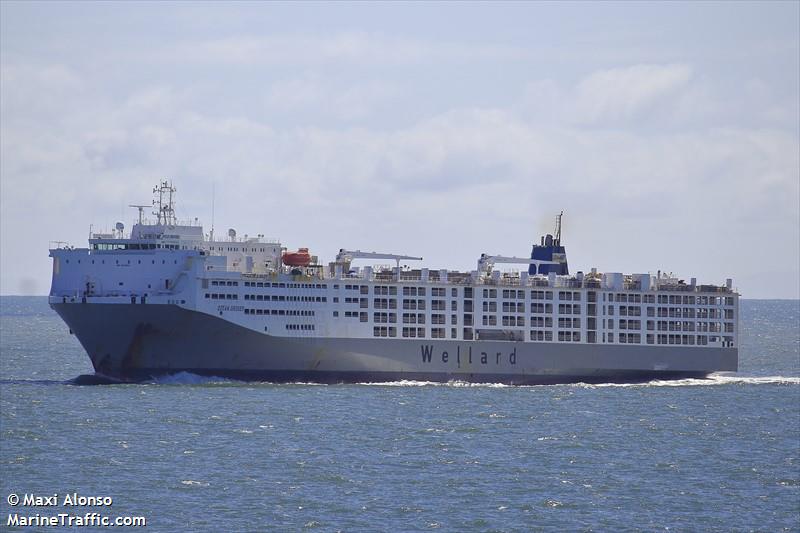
[554, 211, 563, 246]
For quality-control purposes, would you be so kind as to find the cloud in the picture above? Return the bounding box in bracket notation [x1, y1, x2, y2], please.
[158, 32, 527, 68]
[10, 88, 789, 249]
[264, 76, 400, 121]
[0, 63, 86, 122]
[572, 63, 693, 123]
[523, 63, 799, 134]
[523, 64, 694, 126]
[0, 37, 797, 297]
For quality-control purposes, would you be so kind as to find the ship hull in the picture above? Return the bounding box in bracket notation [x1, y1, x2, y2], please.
[52, 302, 738, 384]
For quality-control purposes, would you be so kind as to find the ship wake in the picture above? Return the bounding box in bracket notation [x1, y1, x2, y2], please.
[65, 372, 799, 388]
[574, 374, 800, 388]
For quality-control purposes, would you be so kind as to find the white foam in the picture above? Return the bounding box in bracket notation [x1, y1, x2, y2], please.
[448, 381, 510, 388]
[148, 372, 799, 388]
[181, 480, 209, 487]
[357, 380, 510, 388]
[358, 380, 439, 387]
[573, 374, 800, 388]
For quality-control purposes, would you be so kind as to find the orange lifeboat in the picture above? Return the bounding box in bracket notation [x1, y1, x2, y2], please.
[282, 247, 312, 267]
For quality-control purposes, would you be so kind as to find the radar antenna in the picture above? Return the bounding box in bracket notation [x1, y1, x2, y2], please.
[129, 204, 149, 225]
[152, 180, 177, 225]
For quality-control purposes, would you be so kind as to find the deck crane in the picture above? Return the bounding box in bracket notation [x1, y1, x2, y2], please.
[336, 249, 423, 270]
[477, 254, 557, 274]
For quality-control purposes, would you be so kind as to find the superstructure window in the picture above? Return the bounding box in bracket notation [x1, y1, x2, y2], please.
[286, 324, 315, 331]
[530, 303, 553, 314]
[401, 327, 426, 338]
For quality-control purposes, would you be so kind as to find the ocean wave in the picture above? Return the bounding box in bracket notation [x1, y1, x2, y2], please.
[152, 372, 243, 385]
[149, 373, 330, 386]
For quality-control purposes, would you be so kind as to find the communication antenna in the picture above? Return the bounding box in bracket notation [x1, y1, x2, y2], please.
[152, 180, 177, 225]
[210, 182, 215, 243]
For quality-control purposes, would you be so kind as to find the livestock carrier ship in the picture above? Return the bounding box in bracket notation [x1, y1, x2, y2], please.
[49, 181, 738, 384]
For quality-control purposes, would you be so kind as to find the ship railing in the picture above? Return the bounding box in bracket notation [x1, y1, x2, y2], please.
[655, 284, 731, 293]
[204, 265, 255, 273]
[129, 217, 204, 228]
[203, 264, 732, 293]
[343, 273, 612, 289]
[242, 272, 274, 279]
[698, 285, 733, 294]
[210, 235, 280, 244]
[51, 290, 163, 300]
[655, 283, 692, 292]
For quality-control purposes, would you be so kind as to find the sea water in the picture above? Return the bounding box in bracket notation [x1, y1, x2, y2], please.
[1, 297, 798, 531]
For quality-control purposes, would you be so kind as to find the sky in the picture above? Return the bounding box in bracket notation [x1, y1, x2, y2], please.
[1, 1, 798, 298]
